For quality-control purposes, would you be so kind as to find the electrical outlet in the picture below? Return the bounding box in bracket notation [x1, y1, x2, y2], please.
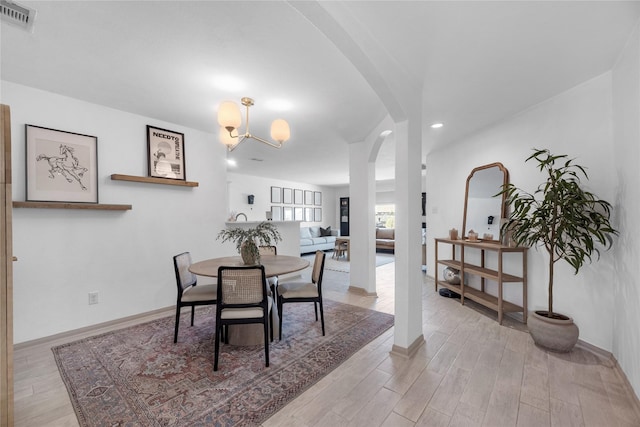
[88, 291, 99, 305]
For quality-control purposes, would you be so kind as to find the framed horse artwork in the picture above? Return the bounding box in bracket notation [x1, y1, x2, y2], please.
[25, 125, 98, 203]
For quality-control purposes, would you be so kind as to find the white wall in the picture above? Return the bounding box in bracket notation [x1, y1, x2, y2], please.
[612, 22, 640, 398]
[3, 82, 230, 343]
[226, 172, 338, 229]
[426, 73, 617, 352]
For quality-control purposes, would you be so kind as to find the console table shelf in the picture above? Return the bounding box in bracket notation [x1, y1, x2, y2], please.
[110, 174, 199, 187]
[435, 238, 528, 324]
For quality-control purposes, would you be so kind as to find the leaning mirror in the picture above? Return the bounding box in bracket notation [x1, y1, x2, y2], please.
[462, 162, 509, 242]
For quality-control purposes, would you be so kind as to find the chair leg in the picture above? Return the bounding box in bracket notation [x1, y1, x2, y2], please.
[173, 306, 181, 343]
[264, 316, 270, 368]
[278, 297, 284, 340]
[214, 323, 221, 371]
[319, 299, 325, 336]
[314, 302, 318, 321]
[270, 308, 274, 342]
[190, 305, 195, 326]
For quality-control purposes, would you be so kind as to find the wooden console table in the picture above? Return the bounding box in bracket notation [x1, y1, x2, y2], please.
[434, 238, 528, 324]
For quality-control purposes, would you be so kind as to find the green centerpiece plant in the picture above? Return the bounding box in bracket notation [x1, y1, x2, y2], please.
[501, 148, 618, 352]
[217, 221, 282, 265]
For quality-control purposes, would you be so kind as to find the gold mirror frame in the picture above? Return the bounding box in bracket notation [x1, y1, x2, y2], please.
[462, 162, 509, 242]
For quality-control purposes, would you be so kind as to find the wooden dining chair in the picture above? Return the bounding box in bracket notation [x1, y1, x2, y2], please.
[277, 250, 326, 339]
[173, 252, 218, 343]
[259, 245, 278, 299]
[214, 265, 273, 371]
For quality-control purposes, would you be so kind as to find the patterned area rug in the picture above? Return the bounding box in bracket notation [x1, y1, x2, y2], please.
[52, 300, 394, 426]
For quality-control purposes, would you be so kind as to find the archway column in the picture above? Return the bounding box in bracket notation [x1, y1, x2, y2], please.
[347, 139, 379, 296]
[391, 117, 424, 357]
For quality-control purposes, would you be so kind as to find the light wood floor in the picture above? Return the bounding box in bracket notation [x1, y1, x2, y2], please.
[13, 260, 640, 426]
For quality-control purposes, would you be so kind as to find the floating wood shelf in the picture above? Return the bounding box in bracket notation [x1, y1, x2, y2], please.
[110, 174, 199, 187]
[13, 201, 132, 211]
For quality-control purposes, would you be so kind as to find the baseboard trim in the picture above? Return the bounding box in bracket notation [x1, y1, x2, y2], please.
[347, 286, 377, 297]
[390, 334, 425, 359]
[14, 306, 175, 351]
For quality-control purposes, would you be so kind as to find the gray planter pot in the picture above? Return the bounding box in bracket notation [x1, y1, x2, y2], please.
[527, 310, 579, 353]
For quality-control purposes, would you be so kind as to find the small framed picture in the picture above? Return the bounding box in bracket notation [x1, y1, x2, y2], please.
[271, 186, 282, 203]
[147, 125, 185, 180]
[283, 188, 293, 204]
[314, 208, 322, 222]
[294, 207, 303, 221]
[26, 125, 98, 203]
[271, 206, 282, 221]
[294, 189, 303, 205]
[283, 206, 293, 221]
[314, 191, 322, 206]
[305, 207, 313, 222]
[304, 190, 313, 205]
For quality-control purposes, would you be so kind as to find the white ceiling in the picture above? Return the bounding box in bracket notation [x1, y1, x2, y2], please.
[2, 1, 638, 187]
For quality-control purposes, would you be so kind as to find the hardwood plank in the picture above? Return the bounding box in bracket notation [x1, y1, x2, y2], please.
[347, 387, 402, 427]
[415, 407, 451, 427]
[459, 364, 500, 411]
[520, 364, 550, 412]
[450, 401, 485, 427]
[516, 402, 550, 427]
[393, 368, 444, 422]
[381, 412, 415, 427]
[428, 365, 471, 416]
[550, 398, 584, 427]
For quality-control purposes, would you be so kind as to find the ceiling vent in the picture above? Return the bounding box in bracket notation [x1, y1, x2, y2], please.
[1, 0, 36, 32]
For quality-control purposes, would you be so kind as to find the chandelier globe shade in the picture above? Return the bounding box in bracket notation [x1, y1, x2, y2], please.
[217, 101, 242, 131]
[219, 127, 236, 146]
[216, 97, 291, 152]
[271, 119, 290, 143]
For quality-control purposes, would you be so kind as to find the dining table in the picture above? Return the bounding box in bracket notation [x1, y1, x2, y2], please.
[189, 254, 310, 345]
[335, 236, 350, 261]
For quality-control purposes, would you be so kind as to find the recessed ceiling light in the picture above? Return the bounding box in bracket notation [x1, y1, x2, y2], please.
[430, 122, 444, 129]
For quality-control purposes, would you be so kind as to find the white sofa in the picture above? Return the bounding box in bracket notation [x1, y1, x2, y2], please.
[300, 226, 338, 254]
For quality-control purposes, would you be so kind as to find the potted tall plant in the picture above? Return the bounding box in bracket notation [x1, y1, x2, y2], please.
[217, 221, 282, 265]
[501, 148, 618, 352]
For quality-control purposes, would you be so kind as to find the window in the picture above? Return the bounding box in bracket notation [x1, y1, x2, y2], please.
[375, 204, 395, 229]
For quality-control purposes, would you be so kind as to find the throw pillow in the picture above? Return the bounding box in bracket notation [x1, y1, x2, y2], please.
[320, 226, 332, 236]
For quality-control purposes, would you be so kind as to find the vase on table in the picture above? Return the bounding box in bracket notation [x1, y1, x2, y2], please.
[240, 240, 260, 265]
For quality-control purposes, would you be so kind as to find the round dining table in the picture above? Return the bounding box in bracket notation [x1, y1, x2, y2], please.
[189, 254, 309, 278]
[189, 254, 310, 345]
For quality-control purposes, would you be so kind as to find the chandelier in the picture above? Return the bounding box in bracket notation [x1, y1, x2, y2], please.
[217, 97, 290, 152]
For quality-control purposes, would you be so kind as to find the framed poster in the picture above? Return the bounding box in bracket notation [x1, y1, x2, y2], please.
[304, 190, 313, 205]
[147, 125, 185, 180]
[283, 206, 293, 221]
[26, 124, 98, 203]
[271, 206, 282, 221]
[314, 208, 322, 222]
[294, 207, 303, 221]
[294, 189, 303, 205]
[305, 207, 313, 222]
[271, 186, 282, 203]
[283, 187, 293, 204]
[314, 191, 322, 206]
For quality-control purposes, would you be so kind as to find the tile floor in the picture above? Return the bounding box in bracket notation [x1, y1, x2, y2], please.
[12, 260, 640, 426]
